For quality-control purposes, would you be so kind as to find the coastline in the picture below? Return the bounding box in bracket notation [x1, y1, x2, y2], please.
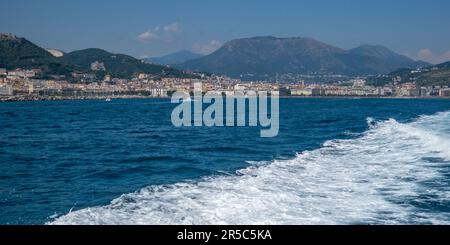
[279, 96, 450, 99]
[1, 95, 450, 102]
[0, 94, 170, 102]
[0, 95, 450, 103]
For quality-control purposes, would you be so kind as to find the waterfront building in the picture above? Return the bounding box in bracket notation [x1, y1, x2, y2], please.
[378, 87, 393, 96]
[0, 84, 13, 96]
[290, 89, 312, 96]
[439, 88, 450, 97]
[279, 87, 291, 96]
[312, 88, 325, 96]
[150, 87, 167, 97]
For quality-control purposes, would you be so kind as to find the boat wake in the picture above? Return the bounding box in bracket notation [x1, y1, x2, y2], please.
[50, 111, 450, 225]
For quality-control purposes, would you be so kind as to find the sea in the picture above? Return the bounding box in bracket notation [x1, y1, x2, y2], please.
[0, 98, 450, 225]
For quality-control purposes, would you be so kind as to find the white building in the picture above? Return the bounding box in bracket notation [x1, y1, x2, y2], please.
[290, 89, 312, 96]
[90, 61, 106, 71]
[7, 69, 35, 78]
[0, 84, 13, 96]
[351, 79, 366, 88]
[138, 74, 150, 80]
[150, 88, 167, 97]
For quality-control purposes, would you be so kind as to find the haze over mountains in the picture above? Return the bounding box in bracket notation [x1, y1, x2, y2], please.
[178, 36, 429, 79]
[146, 50, 203, 66]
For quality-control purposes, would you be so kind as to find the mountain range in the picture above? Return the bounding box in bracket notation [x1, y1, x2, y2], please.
[178, 36, 430, 79]
[146, 50, 203, 65]
[1, 33, 434, 81]
[0, 33, 191, 79]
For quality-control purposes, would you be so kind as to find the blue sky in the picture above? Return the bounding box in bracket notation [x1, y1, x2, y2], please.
[1, 0, 450, 63]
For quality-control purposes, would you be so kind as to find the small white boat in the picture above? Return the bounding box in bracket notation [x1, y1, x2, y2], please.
[105, 98, 112, 102]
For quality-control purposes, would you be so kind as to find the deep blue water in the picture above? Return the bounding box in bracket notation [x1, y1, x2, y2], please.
[1, 98, 450, 224]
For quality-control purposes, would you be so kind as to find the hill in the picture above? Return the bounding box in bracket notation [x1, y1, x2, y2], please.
[0, 33, 194, 79]
[62, 48, 187, 78]
[367, 61, 450, 87]
[0, 33, 74, 76]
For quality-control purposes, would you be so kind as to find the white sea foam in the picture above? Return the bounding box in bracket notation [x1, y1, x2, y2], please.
[50, 111, 450, 225]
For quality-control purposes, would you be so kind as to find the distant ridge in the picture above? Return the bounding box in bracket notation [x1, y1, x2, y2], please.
[146, 50, 203, 65]
[178, 36, 430, 79]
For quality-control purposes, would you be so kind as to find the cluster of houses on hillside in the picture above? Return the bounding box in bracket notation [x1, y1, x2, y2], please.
[1, 68, 449, 99]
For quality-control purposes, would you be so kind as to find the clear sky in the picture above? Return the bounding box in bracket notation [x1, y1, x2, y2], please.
[1, 0, 450, 63]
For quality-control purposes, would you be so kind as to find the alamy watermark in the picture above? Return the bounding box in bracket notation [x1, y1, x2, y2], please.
[171, 83, 279, 137]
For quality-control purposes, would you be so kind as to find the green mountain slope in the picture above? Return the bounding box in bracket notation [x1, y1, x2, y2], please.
[0, 33, 194, 79]
[368, 61, 450, 86]
[62, 48, 186, 78]
[0, 33, 74, 76]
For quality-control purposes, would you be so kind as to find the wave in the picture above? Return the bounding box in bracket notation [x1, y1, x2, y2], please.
[49, 111, 450, 225]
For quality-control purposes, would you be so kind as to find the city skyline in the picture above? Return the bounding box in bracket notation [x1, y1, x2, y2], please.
[1, 0, 450, 64]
